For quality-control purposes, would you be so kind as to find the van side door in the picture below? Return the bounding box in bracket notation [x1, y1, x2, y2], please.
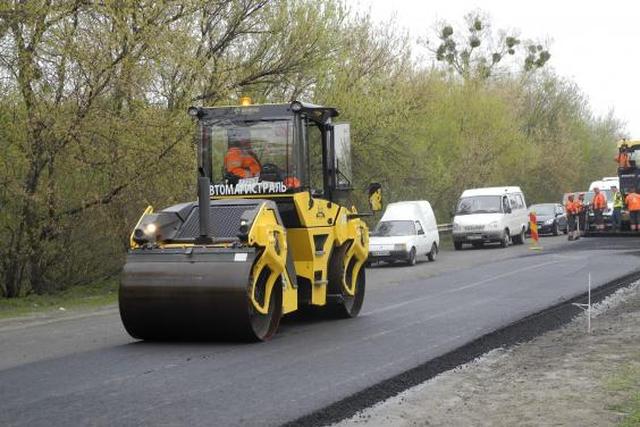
[415, 220, 428, 255]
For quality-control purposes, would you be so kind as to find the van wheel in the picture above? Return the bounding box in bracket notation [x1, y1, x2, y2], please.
[500, 230, 510, 248]
[513, 228, 526, 245]
[407, 247, 417, 266]
[427, 243, 438, 261]
[454, 241, 462, 251]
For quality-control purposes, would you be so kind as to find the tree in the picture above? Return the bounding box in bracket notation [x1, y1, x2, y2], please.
[425, 12, 551, 80]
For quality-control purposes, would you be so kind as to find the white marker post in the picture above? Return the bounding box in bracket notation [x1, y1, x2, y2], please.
[572, 272, 592, 334]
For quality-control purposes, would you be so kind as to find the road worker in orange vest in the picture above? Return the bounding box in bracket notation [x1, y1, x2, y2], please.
[224, 138, 261, 181]
[625, 188, 640, 232]
[565, 194, 579, 241]
[576, 192, 587, 237]
[615, 143, 631, 169]
[591, 187, 607, 231]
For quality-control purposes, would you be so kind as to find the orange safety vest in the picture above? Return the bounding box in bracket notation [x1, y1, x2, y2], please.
[592, 192, 606, 210]
[625, 193, 640, 211]
[565, 200, 578, 215]
[224, 147, 261, 178]
[575, 199, 584, 213]
[616, 152, 631, 168]
[283, 176, 301, 189]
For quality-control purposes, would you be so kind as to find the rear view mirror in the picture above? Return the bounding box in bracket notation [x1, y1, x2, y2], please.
[368, 183, 382, 212]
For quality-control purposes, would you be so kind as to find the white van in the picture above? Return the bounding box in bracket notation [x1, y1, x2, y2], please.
[452, 186, 528, 250]
[369, 201, 440, 266]
[589, 179, 618, 191]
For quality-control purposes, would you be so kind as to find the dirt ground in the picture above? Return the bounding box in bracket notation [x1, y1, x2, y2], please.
[337, 282, 640, 427]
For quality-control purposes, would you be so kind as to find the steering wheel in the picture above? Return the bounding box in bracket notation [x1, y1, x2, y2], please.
[260, 163, 284, 182]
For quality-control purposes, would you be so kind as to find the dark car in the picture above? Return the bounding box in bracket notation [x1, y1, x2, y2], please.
[529, 203, 568, 236]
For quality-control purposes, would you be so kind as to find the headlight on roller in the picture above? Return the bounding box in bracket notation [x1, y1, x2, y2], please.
[145, 223, 157, 235]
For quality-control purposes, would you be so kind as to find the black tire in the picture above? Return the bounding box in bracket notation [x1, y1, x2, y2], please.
[407, 247, 417, 266]
[513, 228, 526, 245]
[427, 243, 438, 261]
[563, 225, 568, 234]
[248, 277, 282, 341]
[552, 222, 559, 236]
[327, 245, 366, 318]
[500, 230, 510, 248]
[454, 241, 463, 251]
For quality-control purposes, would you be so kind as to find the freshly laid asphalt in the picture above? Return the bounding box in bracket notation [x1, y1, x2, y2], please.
[0, 235, 638, 426]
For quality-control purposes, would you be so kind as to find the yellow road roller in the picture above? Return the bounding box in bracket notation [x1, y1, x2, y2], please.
[119, 101, 381, 341]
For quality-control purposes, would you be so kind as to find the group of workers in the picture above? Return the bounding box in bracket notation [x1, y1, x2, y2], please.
[564, 186, 640, 239]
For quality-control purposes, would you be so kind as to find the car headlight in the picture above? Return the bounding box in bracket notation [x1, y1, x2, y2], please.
[453, 223, 461, 231]
[487, 221, 499, 229]
[545, 218, 555, 225]
[394, 243, 406, 251]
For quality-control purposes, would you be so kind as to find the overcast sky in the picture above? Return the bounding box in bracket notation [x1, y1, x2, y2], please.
[358, 0, 640, 137]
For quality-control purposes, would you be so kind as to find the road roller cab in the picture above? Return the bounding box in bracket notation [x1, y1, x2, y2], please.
[119, 101, 380, 341]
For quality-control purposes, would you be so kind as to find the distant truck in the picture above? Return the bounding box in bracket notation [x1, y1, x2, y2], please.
[618, 140, 640, 197]
[368, 201, 439, 266]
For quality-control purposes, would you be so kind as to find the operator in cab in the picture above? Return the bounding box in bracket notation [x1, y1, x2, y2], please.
[224, 135, 261, 181]
[615, 143, 631, 169]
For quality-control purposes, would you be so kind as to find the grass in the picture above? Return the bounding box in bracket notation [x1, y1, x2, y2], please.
[606, 361, 640, 426]
[0, 278, 118, 320]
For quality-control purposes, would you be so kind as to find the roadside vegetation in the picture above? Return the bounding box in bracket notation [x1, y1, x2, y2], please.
[0, 278, 117, 319]
[607, 363, 640, 426]
[0, 1, 622, 299]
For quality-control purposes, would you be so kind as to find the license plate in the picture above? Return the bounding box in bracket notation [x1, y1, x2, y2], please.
[371, 251, 390, 256]
[467, 235, 482, 240]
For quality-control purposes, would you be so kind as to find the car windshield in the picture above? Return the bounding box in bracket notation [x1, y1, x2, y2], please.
[204, 119, 297, 195]
[373, 220, 416, 236]
[456, 196, 502, 215]
[530, 204, 556, 216]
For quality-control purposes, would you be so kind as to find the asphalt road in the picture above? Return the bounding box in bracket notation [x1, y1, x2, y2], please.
[1, 235, 639, 426]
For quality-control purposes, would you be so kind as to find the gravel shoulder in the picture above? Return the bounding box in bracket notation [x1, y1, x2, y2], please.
[338, 282, 640, 427]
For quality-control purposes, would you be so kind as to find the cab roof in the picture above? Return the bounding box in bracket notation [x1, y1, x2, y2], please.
[193, 101, 339, 124]
[461, 186, 523, 197]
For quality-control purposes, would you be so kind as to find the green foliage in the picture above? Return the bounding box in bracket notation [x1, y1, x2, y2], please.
[605, 361, 640, 426]
[0, 3, 622, 297]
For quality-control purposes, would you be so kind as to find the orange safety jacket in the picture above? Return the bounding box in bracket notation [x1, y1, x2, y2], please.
[575, 199, 584, 213]
[224, 147, 261, 178]
[592, 192, 606, 210]
[625, 192, 640, 211]
[616, 152, 631, 168]
[565, 200, 578, 215]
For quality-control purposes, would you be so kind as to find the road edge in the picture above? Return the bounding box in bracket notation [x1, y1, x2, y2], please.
[284, 270, 640, 427]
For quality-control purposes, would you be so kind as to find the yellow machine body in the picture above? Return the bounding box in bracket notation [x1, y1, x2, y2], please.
[119, 101, 372, 341]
